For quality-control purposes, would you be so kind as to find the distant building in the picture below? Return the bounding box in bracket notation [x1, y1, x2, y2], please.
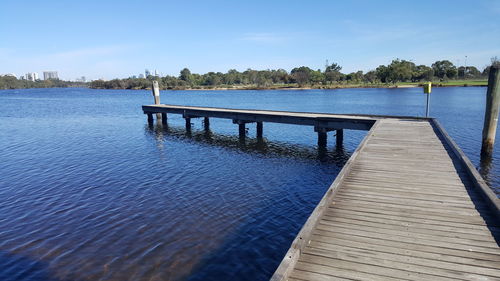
[139, 74, 145, 79]
[25, 72, 39, 81]
[145, 69, 151, 78]
[77, 76, 86, 82]
[43, 71, 58, 80]
[154, 69, 159, 76]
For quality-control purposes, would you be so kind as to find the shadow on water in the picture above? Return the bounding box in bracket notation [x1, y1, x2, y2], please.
[144, 122, 351, 280]
[432, 125, 500, 246]
[0, 251, 66, 281]
[144, 122, 351, 165]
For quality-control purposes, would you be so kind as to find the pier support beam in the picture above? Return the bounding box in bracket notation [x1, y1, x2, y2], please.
[256, 122, 263, 138]
[481, 65, 500, 157]
[233, 119, 254, 139]
[204, 117, 210, 130]
[336, 129, 344, 146]
[161, 113, 167, 125]
[185, 117, 191, 131]
[318, 132, 327, 147]
[147, 113, 154, 124]
[239, 123, 246, 139]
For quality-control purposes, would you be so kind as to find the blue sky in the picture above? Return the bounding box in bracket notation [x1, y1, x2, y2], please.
[1, 0, 499, 80]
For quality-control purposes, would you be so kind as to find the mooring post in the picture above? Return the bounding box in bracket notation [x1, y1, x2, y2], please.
[239, 123, 246, 139]
[318, 132, 327, 147]
[204, 117, 210, 130]
[147, 113, 154, 124]
[336, 129, 344, 146]
[152, 81, 162, 120]
[185, 117, 191, 131]
[161, 113, 167, 125]
[481, 65, 500, 157]
[256, 122, 263, 138]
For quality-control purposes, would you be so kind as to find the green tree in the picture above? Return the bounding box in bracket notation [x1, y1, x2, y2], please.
[413, 65, 434, 81]
[432, 60, 457, 79]
[179, 68, 192, 83]
[386, 59, 416, 82]
[363, 70, 377, 83]
[375, 65, 390, 83]
[291, 66, 313, 86]
[325, 62, 343, 84]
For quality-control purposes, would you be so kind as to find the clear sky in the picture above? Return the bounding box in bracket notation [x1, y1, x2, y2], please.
[1, 0, 499, 80]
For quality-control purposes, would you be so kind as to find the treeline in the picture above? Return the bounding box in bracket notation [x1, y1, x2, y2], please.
[0, 75, 87, 90]
[90, 58, 498, 90]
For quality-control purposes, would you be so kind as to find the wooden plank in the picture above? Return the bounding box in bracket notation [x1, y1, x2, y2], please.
[303, 247, 498, 280]
[312, 230, 500, 263]
[299, 253, 460, 281]
[294, 261, 402, 281]
[315, 223, 500, 255]
[269, 120, 382, 281]
[309, 235, 500, 269]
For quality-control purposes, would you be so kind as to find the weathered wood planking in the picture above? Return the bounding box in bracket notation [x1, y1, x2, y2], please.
[272, 119, 500, 281]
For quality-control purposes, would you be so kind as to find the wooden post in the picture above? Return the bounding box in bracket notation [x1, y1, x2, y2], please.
[147, 113, 154, 124]
[152, 81, 161, 120]
[336, 129, 344, 146]
[256, 122, 263, 138]
[161, 113, 167, 125]
[481, 65, 500, 157]
[318, 132, 327, 147]
[185, 117, 191, 131]
[239, 123, 246, 138]
[204, 117, 210, 130]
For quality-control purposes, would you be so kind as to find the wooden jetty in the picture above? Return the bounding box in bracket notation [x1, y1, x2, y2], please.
[142, 104, 500, 281]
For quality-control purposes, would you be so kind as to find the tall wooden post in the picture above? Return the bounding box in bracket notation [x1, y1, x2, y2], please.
[256, 122, 263, 138]
[152, 81, 162, 120]
[481, 65, 500, 157]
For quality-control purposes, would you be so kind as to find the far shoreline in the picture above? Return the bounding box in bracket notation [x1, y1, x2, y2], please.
[0, 82, 488, 92]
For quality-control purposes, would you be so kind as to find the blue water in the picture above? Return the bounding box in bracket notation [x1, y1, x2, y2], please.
[0, 87, 497, 281]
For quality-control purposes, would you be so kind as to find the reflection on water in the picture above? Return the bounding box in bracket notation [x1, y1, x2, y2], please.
[145, 122, 350, 165]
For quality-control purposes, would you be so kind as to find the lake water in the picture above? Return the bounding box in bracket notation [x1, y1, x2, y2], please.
[0, 87, 497, 281]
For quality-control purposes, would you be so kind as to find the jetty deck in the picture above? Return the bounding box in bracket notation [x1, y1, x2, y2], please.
[142, 104, 500, 281]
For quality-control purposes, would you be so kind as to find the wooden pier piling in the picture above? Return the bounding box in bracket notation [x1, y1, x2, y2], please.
[185, 117, 191, 131]
[161, 113, 167, 124]
[204, 117, 210, 130]
[238, 123, 246, 138]
[256, 122, 263, 138]
[481, 65, 500, 157]
[336, 129, 344, 146]
[152, 81, 162, 120]
[317, 131, 327, 147]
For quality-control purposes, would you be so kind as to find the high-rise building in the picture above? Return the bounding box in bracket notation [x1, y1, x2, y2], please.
[43, 71, 58, 80]
[145, 69, 151, 78]
[25, 72, 39, 81]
